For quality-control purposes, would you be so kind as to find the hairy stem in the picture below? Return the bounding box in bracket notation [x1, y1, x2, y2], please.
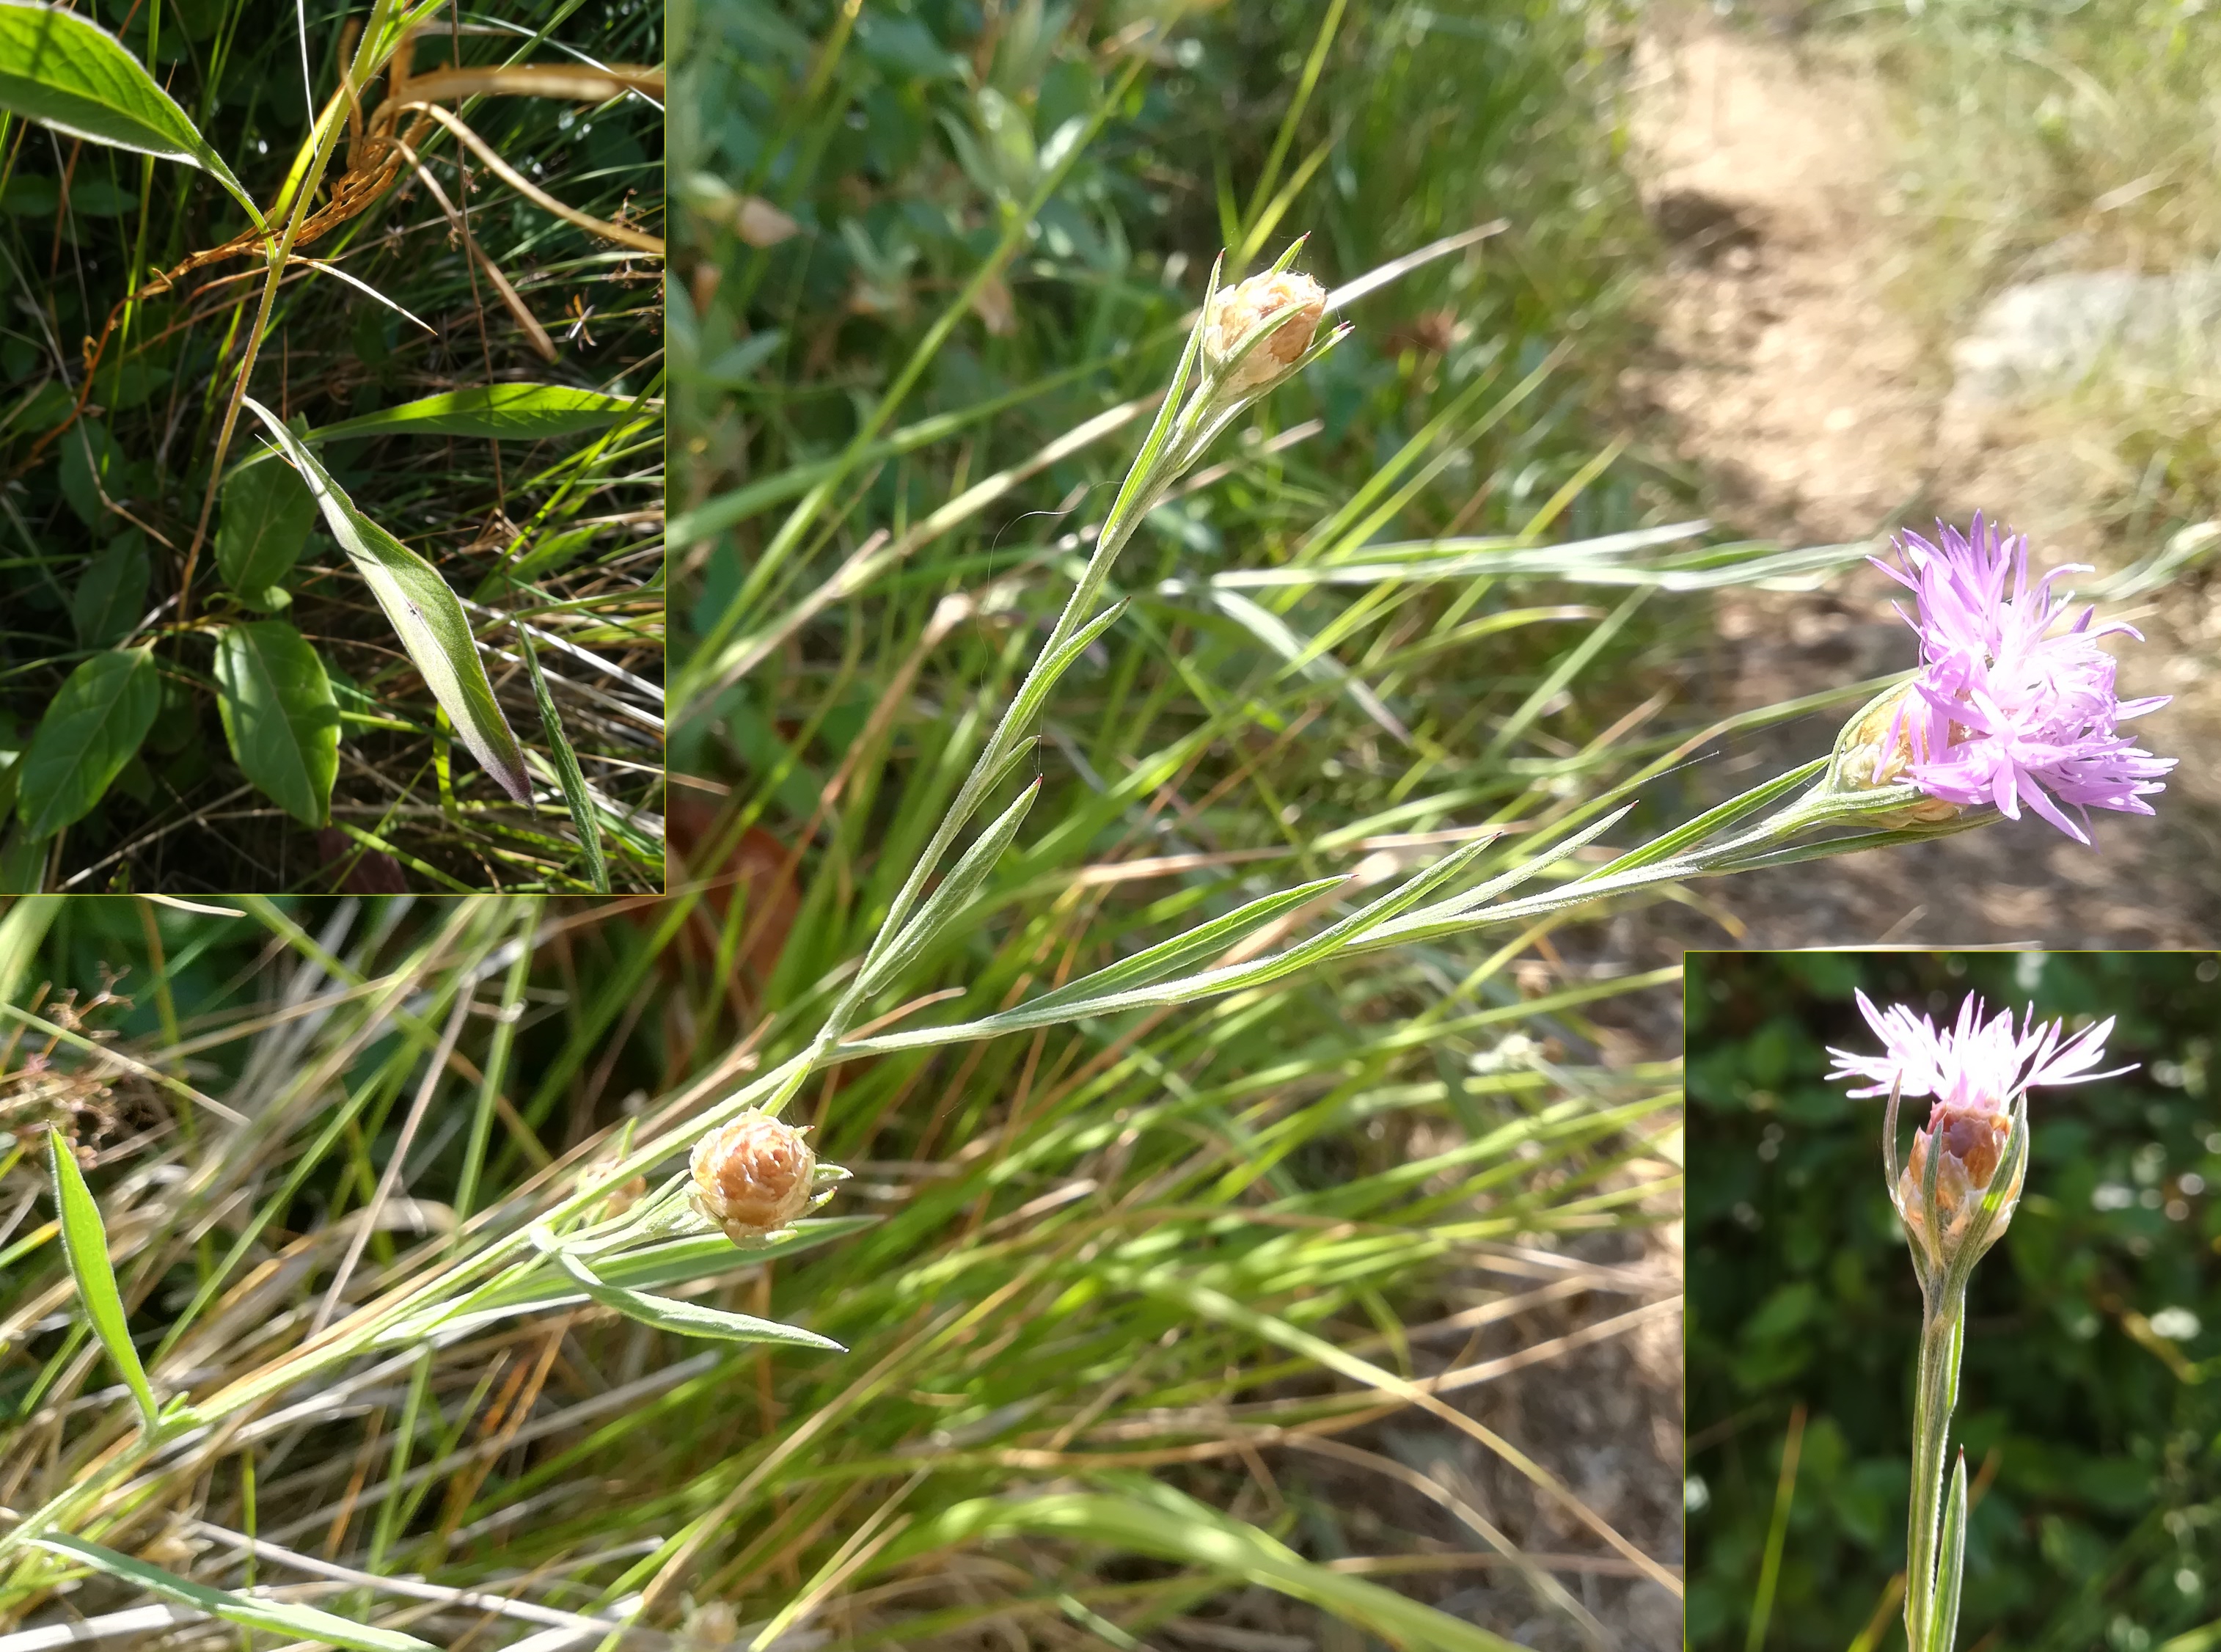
[1905, 1289, 1966, 1652]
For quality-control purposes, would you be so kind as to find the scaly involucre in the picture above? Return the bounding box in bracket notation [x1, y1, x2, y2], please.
[1873, 513, 2176, 842]
[1825, 989, 2127, 1109]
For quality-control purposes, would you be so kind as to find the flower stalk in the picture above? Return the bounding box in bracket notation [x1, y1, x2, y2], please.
[1829, 994, 2127, 1652]
[1889, 1077, 2025, 1652]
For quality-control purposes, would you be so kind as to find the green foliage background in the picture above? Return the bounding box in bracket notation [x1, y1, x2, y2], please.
[1686, 950, 2221, 1652]
[0, 0, 662, 893]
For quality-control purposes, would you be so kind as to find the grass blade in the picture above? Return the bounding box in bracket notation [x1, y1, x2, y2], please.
[46, 1127, 159, 1434]
[30, 1532, 437, 1652]
[0, 892, 59, 1007]
[884, 1487, 1527, 1652]
[241, 399, 530, 804]
[517, 626, 607, 893]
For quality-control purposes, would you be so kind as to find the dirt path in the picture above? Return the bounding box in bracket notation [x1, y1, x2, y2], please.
[1626, 15, 2221, 949]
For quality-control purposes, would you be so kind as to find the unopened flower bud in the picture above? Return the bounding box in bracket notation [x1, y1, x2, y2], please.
[1205, 270, 1326, 395]
[1895, 1097, 2019, 1260]
[689, 1114, 816, 1243]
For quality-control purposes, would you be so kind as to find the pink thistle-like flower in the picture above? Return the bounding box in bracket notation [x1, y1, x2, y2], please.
[1829, 990, 2130, 1260]
[1870, 514, 2175, 844]
[1826, 990, 2129, 1109]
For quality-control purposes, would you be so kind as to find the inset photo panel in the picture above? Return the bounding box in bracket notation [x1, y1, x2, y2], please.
[1686, 950, 2220, 1652]
[0, 1, 664, 893]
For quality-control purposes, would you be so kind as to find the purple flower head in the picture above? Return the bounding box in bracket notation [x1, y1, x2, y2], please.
[1830, 990, 2129, 1263]
[1869, 513, 2176, 844]
[1825, 990, 2130, 1111]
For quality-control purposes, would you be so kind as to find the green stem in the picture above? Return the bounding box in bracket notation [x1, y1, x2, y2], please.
[1904, 1289, 1966, 1652]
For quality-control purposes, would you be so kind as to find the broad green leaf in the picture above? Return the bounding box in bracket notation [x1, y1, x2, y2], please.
[60, 175, 133, 215]
[31, 1532, 437, 1652]
[0, 830, 45, 893]
[215, 454, 318, 595]
[0, 3, 255, 219]
[240, 399, 530, 803]
[57, 416, 123, 527]
[548, 1247, 844, 1351]
[213, 622, 338, 827]
[5, 379, 71, 435]
[519, 626, 607, 892]
[311, 383, 643, 443]
[0, 171, 56, 213]
[46, 1128, 159, 1433]
[69, 527, 148, 646]
[16, 648, 160, 839]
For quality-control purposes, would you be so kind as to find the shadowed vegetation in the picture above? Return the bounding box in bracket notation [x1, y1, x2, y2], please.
[0, 0, 664, 893]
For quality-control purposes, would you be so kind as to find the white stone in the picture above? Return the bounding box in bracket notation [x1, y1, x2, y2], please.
[1947, 264, 2221, 408]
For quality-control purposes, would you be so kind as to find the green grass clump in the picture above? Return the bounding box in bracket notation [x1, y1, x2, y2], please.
[0, 883, 1684, 1649]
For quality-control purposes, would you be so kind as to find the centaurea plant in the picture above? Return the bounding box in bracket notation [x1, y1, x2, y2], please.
[1827, 992, 2129, 1652]
[4, 241, 2181, 1644]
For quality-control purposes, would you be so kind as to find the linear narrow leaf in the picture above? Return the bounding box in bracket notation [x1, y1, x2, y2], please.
[310, 384, 643, 443]
[215, 455, 319, 596]
[240, 399, 531, 803]
[548, 1248, 844, 1351]
[0, 2, 256, 219]
[860, 778, 1042, 994]
[1017, 875, 1348, 1016]
[213, 623, 339, 827]
[373, 1221, 877, 1348]
[845, 833, 1501, 1052]
[31, 1533, 437, 1652]
[518, 626, 607, 892]
[46, 1129, 159, 1433]
[1929, 1452, 1968, 1652]
[16, 648, 160, 840]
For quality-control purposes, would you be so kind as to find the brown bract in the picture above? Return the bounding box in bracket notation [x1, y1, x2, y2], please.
[1896, 1100, 2016, 1257]
[689, 1114, 816, 1242]
[1206, 271, 1326, 395]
